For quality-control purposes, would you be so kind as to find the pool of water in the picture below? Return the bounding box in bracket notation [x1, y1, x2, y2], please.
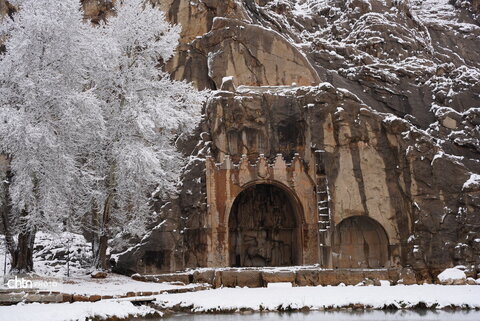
[148, 310, 480, 321]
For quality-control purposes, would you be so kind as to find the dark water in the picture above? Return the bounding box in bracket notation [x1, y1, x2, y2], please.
[138, 310, 480, 321]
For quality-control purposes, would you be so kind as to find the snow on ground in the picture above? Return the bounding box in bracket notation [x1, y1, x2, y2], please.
[1, 284, 479, 321]
[0, 272, 203, 296]
[0, 300, 157, 321]
[155, 285, 480, 312]
[58, 274, 203, 296]
[1, 232, 194, 297]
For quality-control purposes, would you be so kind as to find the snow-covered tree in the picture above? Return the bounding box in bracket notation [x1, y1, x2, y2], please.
[84, 0, 206, 270]
[0, 0, 104, 272]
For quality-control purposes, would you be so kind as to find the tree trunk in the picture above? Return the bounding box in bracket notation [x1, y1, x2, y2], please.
[11, 230, 35, 273]
[93, 193, 112, 271]
[0, 155, 16, 263]
[93, 163, 116, 271]
[94, 234, 109, 271]
[1, 155, 36, 273]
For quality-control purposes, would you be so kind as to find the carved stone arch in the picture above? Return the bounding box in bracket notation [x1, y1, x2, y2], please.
[227, 181, 304, 267]
[225, 179, 307, 228]
[332, 216, 390, 268]
[205, 153, 320, 267]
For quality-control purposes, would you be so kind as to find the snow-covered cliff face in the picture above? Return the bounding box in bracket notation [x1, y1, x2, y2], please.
[117, 0, 479, 281]
[2, 0, 479, 280]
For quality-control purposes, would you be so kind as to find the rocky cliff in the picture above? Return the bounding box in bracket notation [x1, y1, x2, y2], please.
[2, 0, 479, 281]
[112, 0, 480, 282]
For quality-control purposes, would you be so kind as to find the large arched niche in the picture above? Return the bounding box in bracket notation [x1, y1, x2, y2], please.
[332, 216, 389, 268]
[228, 183, 302, 267]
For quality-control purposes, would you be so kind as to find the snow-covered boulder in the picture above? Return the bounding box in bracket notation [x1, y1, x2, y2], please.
[437, 267, 467, 285]
[91, 271, 108, 279]
[466, 277, 477, 285]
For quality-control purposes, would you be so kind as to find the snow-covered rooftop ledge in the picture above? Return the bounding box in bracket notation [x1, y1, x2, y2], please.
[153, 285, 480, 313]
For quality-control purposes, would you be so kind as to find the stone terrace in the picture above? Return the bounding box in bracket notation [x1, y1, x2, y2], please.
[132, 267, 418, 288]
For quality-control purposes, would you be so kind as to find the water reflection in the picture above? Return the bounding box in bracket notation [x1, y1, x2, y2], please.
[152, 310, 480, 321]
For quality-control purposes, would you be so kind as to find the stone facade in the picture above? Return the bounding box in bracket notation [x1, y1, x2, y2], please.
[195, 85, 407, 270]
[205, 154, 319, 267]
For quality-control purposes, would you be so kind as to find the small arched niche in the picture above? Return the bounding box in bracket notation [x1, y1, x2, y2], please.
[228, 183, 301, 267]
[332, 216, 389, 268]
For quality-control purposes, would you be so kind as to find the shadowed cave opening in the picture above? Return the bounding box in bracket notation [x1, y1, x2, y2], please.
[228, 184, 300, 267]
[332, 216, 389, 268]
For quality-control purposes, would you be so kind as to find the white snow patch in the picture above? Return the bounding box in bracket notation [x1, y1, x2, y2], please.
[267, 282, 292, 288]
[379, 280, 391, 287]
[155, 285, 480, 311]
[437, 268, 466, 284]
[57, 274, 202, 296]
[0, 300, 157, 321]
[463, 173, 480, 190]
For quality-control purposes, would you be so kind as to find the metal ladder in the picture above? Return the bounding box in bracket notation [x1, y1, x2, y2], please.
[315, 150, 331, 232]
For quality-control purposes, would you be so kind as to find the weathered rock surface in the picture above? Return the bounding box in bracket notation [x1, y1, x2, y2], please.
[170, 17, 320, 89]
